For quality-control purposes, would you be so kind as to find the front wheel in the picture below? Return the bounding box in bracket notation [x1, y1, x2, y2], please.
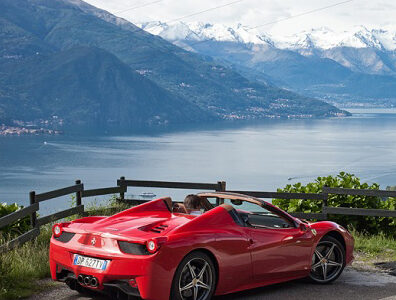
[170, 251, 216, 300]
[309, 236, 346, 284]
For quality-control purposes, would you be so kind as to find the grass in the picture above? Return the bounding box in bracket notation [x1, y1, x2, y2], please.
[353, 230, 396, 260]
[351, 229, 396, 273]
[83, 197, 130, 217]
[0, 226, 53, 299]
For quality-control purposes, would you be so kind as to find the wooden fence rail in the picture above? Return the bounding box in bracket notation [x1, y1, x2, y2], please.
[0, 203, 39, 229]
[35, 184, 84, 202]
[0, 228, 40, 254]
[36, 205, 85, 227]
[323, 186, 396, 198]
[323, 206, 396, 218]
[82, 186, 126, 198]
[229, 190, 327, 200]
[323, 187, 396, 218]
[117, 179, 224, 191]
[0, 179, 395, 254]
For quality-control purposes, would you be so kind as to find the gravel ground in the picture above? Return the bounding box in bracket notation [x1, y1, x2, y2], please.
[28, 268, 396, 300]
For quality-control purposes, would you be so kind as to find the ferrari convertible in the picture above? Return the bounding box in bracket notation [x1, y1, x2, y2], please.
[49, 192, 354, 300]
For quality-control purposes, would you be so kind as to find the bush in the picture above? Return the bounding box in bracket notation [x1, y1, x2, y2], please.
[0, 203, 31, 239]
[273, 172, 396, 237]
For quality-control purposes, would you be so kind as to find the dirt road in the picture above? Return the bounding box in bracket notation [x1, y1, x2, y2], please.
[28, 268, 396, 300]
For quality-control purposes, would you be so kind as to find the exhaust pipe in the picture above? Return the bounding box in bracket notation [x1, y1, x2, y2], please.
[83, 276, 91, 286]
[90, 277, 98, 287]
[77, 275, 84, 285]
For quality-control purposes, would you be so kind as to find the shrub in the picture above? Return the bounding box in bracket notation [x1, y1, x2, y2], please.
[0, 203, 31, 239]
[273, 172, 396, 237]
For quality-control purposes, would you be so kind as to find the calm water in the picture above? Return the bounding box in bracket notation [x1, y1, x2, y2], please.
[1, 108, 396, 215]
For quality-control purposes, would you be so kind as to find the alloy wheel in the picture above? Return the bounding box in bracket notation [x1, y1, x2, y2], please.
[309, 239, 344, 283]
[179, 258, 213, 300]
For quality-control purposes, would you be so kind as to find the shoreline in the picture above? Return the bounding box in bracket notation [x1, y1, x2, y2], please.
[0, 125, 62, 136]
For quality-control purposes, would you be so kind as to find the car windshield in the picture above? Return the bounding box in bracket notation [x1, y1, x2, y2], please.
[208, 197, 295, 229]
[222, 198, 272, 214]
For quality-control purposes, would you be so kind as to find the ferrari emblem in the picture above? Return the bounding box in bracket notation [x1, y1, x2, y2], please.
[311, 229, 317, 236]
[91, 237, 96, 246]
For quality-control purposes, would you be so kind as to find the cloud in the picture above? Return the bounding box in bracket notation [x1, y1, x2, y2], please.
[84, 0, 396, 36]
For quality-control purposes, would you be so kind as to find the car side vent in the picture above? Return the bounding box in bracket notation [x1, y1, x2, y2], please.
[150, 225, 168, 233]
[118, 241, 151, 255]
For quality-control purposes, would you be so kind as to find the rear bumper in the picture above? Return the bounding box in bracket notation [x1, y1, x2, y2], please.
[57, 270, 141, 298]
[50, 237, 171, 300]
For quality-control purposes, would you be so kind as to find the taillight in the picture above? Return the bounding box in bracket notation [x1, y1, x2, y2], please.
[146, 239, 158, 254]
[145, 237, 167, 253]
[52, 223, 63, 238]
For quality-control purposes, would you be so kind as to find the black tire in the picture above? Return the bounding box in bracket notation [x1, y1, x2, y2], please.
[309, 236, 346, 284]
[170, 251, 217, 300]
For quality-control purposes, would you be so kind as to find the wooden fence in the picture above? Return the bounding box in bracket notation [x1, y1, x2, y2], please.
[0, 178, 395, 254]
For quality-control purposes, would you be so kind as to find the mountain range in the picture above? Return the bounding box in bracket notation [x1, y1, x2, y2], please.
[140, 22, 396, 107]
[0, 0, 347, 129]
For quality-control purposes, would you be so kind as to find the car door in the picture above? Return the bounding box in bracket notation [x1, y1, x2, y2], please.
[235, 201, 314, 282]
[246, 224, 314, 282]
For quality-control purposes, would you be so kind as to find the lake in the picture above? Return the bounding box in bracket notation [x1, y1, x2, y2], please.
[1, 108, 396, 215]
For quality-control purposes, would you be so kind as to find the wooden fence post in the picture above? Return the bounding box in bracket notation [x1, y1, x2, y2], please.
[29, 191, 37, 228]
[322, 186, 329, 220]
[215, 181, 226, 206]
[119, 176, 125, 201]
[75, 180, 82, 207]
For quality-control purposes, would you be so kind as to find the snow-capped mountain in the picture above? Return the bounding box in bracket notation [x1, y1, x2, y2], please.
[139, 21, 396, 105]
[276, 26, 396, 51]
[140, 22, 396, 75]
[140, 22, 396, 52]
[140, 21, 274, 46]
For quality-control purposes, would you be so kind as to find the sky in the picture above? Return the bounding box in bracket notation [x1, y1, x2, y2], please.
[84, 0, 396, 36]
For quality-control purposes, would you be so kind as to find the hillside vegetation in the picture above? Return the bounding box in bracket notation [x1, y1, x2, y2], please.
[0, 0, 347, 129]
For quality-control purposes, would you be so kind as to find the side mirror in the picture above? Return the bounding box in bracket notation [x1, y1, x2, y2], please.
[299, 223, 308, 232]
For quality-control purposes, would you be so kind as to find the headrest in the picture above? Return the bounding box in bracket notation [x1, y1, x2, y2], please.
[173, 203, 189, 214]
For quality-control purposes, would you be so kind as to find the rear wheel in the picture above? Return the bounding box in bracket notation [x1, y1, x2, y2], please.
[309, 236, 345, 283]
[170, 251, 216, 300]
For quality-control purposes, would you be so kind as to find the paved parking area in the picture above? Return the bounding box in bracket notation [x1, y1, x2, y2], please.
[29, 268, 396, 300]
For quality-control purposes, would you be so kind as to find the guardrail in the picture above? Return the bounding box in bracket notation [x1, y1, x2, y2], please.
[0, 178, 395, 253]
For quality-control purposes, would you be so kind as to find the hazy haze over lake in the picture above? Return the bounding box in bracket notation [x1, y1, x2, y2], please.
[1, 109, 396, 215]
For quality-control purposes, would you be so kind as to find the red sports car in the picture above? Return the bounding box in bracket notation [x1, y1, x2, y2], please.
[49, 192, 354, 300]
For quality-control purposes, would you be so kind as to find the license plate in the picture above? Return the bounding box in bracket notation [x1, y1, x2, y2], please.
[73, 255, 108, 270]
